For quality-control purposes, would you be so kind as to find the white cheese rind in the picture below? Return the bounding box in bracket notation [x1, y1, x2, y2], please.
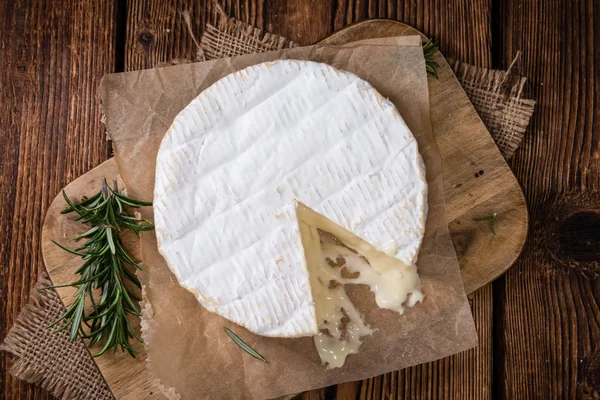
[154, 60, 427, 338]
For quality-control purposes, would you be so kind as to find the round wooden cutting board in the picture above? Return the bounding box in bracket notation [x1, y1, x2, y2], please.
[41, 19, 527, 400]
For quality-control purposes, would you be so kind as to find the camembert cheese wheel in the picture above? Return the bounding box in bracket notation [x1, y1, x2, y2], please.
[154, 60, 427, 365]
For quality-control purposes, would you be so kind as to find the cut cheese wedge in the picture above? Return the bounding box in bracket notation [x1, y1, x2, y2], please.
[298, 204, 424, 368]
[154, 60, 427, 366]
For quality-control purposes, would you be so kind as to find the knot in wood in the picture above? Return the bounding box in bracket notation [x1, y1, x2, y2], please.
[535, 192, 600, 278]
[137, 31, 154, 46]
[578, 350, 600, 397]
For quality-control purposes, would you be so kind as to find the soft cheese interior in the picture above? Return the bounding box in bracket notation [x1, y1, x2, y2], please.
[297, 203, 423, 368]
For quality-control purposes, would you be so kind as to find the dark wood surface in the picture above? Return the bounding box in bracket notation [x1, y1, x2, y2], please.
[1, 1, 598, 399]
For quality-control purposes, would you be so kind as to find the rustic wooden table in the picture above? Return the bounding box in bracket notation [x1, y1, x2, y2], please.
[1, 1, 598, 399]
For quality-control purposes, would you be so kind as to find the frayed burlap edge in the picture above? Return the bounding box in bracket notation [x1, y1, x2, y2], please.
[449, 55, 536, 159]
[0, 272, 114, 400]
[198, 5, 297, 61]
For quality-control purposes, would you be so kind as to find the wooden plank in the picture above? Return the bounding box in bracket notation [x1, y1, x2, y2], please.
[125, 0, 214, 70]
[122, 2, 495, 399]
[495, 0, 600, 397]
[0, 0, 117, 399]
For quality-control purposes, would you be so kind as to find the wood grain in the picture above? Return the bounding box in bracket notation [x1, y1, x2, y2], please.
[0, 1, 116, 399]
[495, 0, 600, 397]
[125, 0, 214, 70]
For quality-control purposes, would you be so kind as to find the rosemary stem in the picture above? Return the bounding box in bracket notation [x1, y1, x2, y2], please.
[47, 178, 154, 357]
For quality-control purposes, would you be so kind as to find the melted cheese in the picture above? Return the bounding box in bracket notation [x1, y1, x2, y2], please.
[297, 203, 423, 368]
[299, 220, 373, 368]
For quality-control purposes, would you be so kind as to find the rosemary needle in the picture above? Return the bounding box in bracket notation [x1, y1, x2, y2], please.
[224, 327, 267, 362]
[45, 178, 153, 357]
[473, 212, 498, 236]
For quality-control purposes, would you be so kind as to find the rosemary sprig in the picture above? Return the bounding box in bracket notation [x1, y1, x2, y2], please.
[423, 38, 440, 79]
[224, 327, 267, 362]
[45, 178, 153, 357]
[473, 212, 498, 236]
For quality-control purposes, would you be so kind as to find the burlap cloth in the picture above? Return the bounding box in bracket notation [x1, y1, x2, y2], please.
[1, 9, 535, 400]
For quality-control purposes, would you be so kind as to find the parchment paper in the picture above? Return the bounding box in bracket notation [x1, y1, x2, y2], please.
[99, 36, 478, 399]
